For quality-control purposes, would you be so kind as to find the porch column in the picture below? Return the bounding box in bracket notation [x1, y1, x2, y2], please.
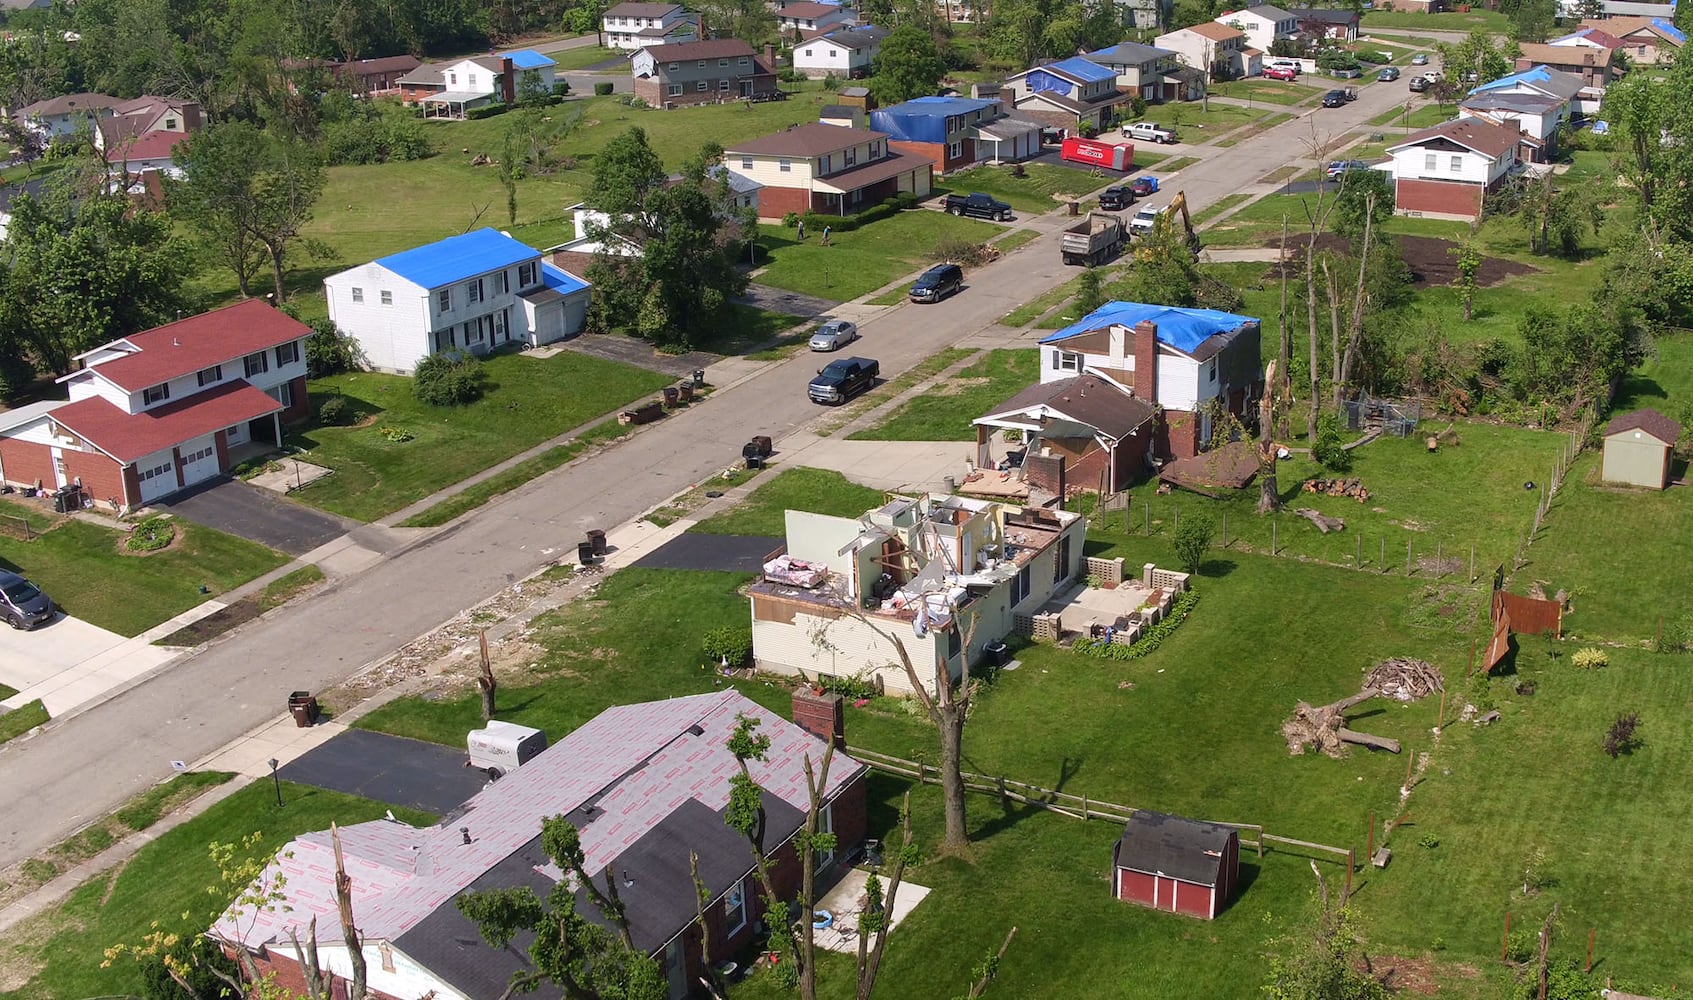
[272, 412, 282, 447]
[976, 424, 991, 470]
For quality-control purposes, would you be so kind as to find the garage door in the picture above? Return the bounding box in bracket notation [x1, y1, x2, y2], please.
[178, 443, 220, 489]
[136, 458, 177, 502]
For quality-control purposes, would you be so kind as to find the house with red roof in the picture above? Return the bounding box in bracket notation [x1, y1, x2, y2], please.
[211, 690, 868, 1000]
[0, 300, 312, 508]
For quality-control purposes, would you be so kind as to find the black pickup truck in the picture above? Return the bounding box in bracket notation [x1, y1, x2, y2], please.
[809, 356, 880, 405]
[943, 192, 1014, 221]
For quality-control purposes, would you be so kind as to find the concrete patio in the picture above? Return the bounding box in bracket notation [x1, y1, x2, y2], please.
[811, 866, 932, 955]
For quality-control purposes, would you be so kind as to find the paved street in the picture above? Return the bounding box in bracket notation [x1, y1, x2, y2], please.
[0, 82, 1410, 867]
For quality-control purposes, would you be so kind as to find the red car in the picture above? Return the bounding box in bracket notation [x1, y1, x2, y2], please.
[1262, 66, 1297, 81]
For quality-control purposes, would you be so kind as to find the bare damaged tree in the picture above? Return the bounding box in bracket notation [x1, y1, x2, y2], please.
[689, 852, 726, 1000]
[477, 629, 497, 720]
[854, 792, 916, 1000]
[1331, 193, 1376, 411]
[331, 824, 368, 1000]
[1299, 127, 1341, 444]
[962, 926, 1019, 998]
[1258, 359, 1282, 515]
[1536, 902, 1560, 1000]
[289, 918, 329, 1000]
[1276, 216, 1293, 442]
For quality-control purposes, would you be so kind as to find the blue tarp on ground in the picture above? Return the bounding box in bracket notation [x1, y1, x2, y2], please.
[870, 96, 1001, 143]
[1039, 301, 1260, 354]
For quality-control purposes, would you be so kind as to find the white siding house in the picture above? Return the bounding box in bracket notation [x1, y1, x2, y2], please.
[601, 1, 698, 49]
[792, 25, 888, 78]
[1214, 4, 1296, 53]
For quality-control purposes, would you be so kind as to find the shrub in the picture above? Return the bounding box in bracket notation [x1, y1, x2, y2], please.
[821, 73, 841, 91]
[817, 673, 876, 700]
[1173, 512, 1215, 574]
[1572, 647, 1608, 670]
[125, 516, 176, 553]
[1465, 670, 1494, 712]
[702, 625, 753, 665]
[139, 933, 241, 1000]
[594, 81, 614, 96]
[1603, 711, 1640, 758]
[306, 319, 361, 378]
[781, 211, 801, 228]
[778, 68, 803, 82]
[1418, 833, 1440, 849]
[553, 80, 571, 96]
[378, 425, 414, 443]
[412, 352, 485, 406]
[1312, 413, 1354, 472]
[317, 396, 356, 426]
[1656, 614, 1693, 654]
[467, 103, 512, 120]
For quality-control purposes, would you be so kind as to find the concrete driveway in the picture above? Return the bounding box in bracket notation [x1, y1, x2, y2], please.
[156, 477, 352, 556]
[0, 613, 174, 714]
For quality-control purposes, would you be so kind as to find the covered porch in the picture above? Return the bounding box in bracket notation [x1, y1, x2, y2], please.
[422, 90, 497, 119]
[810, 152, 933, 216]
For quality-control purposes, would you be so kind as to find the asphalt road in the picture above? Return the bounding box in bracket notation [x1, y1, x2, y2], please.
[0, 81, 1411, 867]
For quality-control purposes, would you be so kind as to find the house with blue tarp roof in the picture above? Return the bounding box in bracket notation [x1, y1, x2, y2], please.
[870, 96, 1040, 172]
[324, 229, 592, 374]
[1003, 57, 1130, 131]
[975, 302, 1264, 472]
[1086, 42, 1201, 103]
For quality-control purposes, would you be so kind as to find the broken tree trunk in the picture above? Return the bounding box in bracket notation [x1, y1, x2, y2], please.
[1258, 359, 1281, 514]
[477, 629, 497, 721]
[1337, 729, 1402, 753]
[1294, 507, 1346, 533]
[1284, 688, 1401, 757]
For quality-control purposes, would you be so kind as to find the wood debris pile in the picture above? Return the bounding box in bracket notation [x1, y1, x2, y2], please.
[1283, 689, 1402, 757]
[1303, 477, 1372, 502]
[1365, 657, 1443, 702]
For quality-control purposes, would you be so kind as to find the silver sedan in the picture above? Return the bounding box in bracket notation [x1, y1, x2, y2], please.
[809, 320, 859, 352]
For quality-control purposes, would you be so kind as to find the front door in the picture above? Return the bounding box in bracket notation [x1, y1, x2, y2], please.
[741, 79, 753, 97]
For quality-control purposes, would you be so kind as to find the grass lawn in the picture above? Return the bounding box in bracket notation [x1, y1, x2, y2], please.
[936, 162, 1114, 214]
[753, 211, 1006, 302]
[258, 565, 326, 612]
[0, 781, 433, 1000]
[643, 466, 764, 528]
[0, 519, 286, 637]
[1193, 192, 1254, 227]
[1362, 8, 1512, 31]
[1213, 78, 1327, 106]
[289, 350, 672, 522]
[1369, 101, 1452, 128]
[848, 349, 1038, 441]
[0, 700, 48, 744]
[546, 45, 625, 71]
[1137, 101, 1261, 136]
[1616, 330, 1693, 417]
[812, 348, 978, 435]
[691, 467, 888, 537]
[998, 271, 1088, 327]
[993, 228, 1041, 253]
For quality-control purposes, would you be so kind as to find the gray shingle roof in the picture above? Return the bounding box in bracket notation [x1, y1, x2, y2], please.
[1112, 811, 1236, 886]
[1605, 407, 1682, 445]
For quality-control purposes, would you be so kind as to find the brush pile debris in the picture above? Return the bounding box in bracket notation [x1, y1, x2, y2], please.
[1365, 657, 1443, 701]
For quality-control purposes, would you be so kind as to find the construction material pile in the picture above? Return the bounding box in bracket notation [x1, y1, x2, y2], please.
[1365, 658, 1443, 702]
[1303, 477, 1372, 502]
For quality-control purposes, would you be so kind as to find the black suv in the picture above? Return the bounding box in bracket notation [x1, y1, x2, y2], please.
[1322, 90, 1348, 108]
[809, 356, 880, 405]
[1098, 186, 1134, 210]
[909, 262, 963, 303]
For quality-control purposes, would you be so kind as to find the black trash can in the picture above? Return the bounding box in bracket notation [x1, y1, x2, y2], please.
[693, 369, 706, 389]
[745, 454, 765, 471]
[578, 540, 596, 565]
[52, 490, 67, 513]
[742, 441, 761, 460]
[288, 691, 320, 728]
[587, 529, 607, 556]
[984, 641, 1010, 667]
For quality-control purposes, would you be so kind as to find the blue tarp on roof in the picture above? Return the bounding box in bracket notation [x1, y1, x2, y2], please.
[1044, 56, 1116, 85]
[1470, 65, 1551, 95]
[1652, 16, 1686, 42]
[377, 228, 539, 289]
[541, 262, 588, 295]
[502, 49, 556, 69]
[870, 96, 1000, 142]
[1039, 301, 1259, 354]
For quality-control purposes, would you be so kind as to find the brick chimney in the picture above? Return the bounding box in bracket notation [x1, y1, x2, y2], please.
[792, 686, 845, 749]
[500, 56, 516, 104]
[1132, 320, 1158, 400]
[764, 42, 777, 69]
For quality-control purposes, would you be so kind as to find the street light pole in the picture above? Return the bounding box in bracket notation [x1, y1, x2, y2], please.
[269, 758, 283, 807]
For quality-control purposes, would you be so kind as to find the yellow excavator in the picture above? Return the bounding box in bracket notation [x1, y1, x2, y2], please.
[1130, 190, 1201, 260]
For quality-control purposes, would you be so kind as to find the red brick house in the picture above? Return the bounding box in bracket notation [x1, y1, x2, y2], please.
[0, 300, 310, 510]
[724, 122, 932, 221]
[1112, 811, 1240, 920]
[211, 690, 869, 1000]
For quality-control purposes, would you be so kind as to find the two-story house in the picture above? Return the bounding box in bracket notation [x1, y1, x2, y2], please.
[1468, 64, 1590, 116]
[1514, 41, 1617, 94]
[793, 24, 888, 79]
[323, 229, 592, 375]
[13, 92, 122, 140]
[631, 38, 779, 107]
[1110, 0, 1174, 30]
[397, 51, 556, 117]
[870, 96, 1038, 174]
[776, 1, 855, 36]
[749, 493, 1086, 695]
[724, 122, 933, 220]
[92, 95, 201, 152]
[1156, 23, 1254, 81]
[1296, 7, 1361, 41]
[1085, 41, 1199, 102]
[601, 1, 699, 48]
[1580, 16, 1683, 65]
[1459, 89, 1568, 163]
[1002, 57, 1128, 132]
[0, 301, 312, 508]
[1383, 117, 1522, 222]
[1214, 5, 1295, 55]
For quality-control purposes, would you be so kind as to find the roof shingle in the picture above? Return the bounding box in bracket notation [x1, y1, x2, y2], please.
[75, 300, 311, 393]
[1605, 407, 1682, 445]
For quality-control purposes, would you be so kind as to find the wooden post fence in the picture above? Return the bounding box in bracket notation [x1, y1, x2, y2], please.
[1437, 687, 1447, 729]
[1356, 535, 1362, 569]
[1380, 537, 1386, 574]
[1221, 513, 1227, 548]
[1367, 812, 1374, 861]
[1503, 912, 1512, 960]
[1586, 927, 1594, 973]
[1406, 539, 1412, 575]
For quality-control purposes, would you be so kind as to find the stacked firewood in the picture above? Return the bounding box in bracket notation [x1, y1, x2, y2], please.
[1303, 477, 1372, 502]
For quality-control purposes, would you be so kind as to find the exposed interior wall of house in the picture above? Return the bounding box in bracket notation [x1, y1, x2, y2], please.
[751, 599, 944, 694]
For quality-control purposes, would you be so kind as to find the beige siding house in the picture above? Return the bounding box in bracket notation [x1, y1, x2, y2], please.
[725, 122, 932, 220]
[1601, 408, 1681, 490]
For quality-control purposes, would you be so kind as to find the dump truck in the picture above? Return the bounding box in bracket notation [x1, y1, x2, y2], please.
[1060, 211, 1127, 266]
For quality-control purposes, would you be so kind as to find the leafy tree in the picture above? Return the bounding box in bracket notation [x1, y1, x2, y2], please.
[1508, 0, 1557, 43]
[1505, 304, 1644, 407]
[1126, 212, 1200, 307]
[1330, 170, 1392, 246]
[1437, 29, 1517, 87]
[1601, 69, 1693, 233]
[1262, 896, 1390, 1000]
[587, 126, 667, 218]
[1599, 230, 1693, 328]
[413, 353, 486, 406]
[1172, 510, 1214, 574]
[695, 0, 777, 44]
[1311, 414, 1353, 472]
[1604, 711, 1641, 758]
[1449, 238, 1483, 322]
[457, 816, 665, 1000]
[1074, 266, 1105, 315]
[304, 318, 363, 378]
[871, 26, 947, 105]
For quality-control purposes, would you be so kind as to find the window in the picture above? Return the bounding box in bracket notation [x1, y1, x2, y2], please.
[1449, 155, 1462, 173]
[668, 61, 679, 70]
[244, 351, 270, 378]
[519, 262, 537, 287]
[739, 56, 749, 65]
[143, 383, 170, 405]
[1010, 564, 1032, 606]
[433, 328, 455, 352]
[466, 319, 485, 344]
[820, 154, 832, 173]
[449, 72, 457, 85]
[468, 73, 478, 89]
[496, 271, 508, 294]
[1208, 362, 1217, 383]
[164, 118, 177, 129]
[844, 146, 857, 166]
[948, 140, 962, 158]
[1054, 350, 1081, 372]
[1054, 534, 1071, 585]
[140, 461, 172, 482]
[697, 80, 708, 91]
[698, 59, 707, 67]
[741, 155, 753, 169]
[720, 58, 729, 66]
[270, 381, 293, 408]
[467, 278, 484, 303]
[1423, 153, 1436, 171]
[871, 141, 881, 158]
[719, 79, 730, 90]
[183, 445, 212, 464]
[276, 341, 300, 367]
[380, 290, 393, 305]
[438, 288, 451, 312]
[669, 83, 682, 96]
[723, 878, 749, 935]
[804, 47, 814, 56]
[778, 158, 792, 172]
[196, 365, 223, 387]
[351, 286, 364, 303]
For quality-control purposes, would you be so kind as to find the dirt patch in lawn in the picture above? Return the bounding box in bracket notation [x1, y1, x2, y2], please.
[1268, 234, 1538, 287]
[1369, 954, 1481, 995]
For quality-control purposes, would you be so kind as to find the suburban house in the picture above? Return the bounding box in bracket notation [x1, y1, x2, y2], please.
[601, 1, 699, 48]
[793, 24, 888, 79]
[1382, 117, 1523, 222]
[100, 130, 188, 201]
[1512, 42, 1617, 92]
[631, 39, 779, 107]
[1085, 42, 1202, 102]
[547, 165, 760, 273]
[12, 92, 121, 139]
[1111, 811, 1241, 921]
[870, 96, 1039, 174]
[973, 374, 1160, 494]
[724, 122, 933, 221]
[1295, 7, 1361, 41]
[92, 95, 201, 152]
[332, 55, 424, 94]
[210, 691, 869, 1000]
[776, 1, 855, 35]
[1459, 89, 1569, 163]
[748, 493, 1086, 695]
[1156, 23, 1255, 81]
[1580, 15, 1684, 64]
[0, 301, 311, 508]
[396, 51, 557, 117]
[991, 302, 1262, 471]
[1601, 408, 1682, 490]
[1110, 0, 1175, 30]
[323, 228, 591, 375]
[1468, 64, 1590, 114]
[1001, 57, 1128, 132]
[1213, 4, 1296, 54]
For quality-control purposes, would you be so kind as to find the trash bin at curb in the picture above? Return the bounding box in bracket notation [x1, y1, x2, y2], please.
[578, 540, 596, 565]
[587, 529, 607, 556]
[693, 369, 707, 389]
[288, 691, 320, 728]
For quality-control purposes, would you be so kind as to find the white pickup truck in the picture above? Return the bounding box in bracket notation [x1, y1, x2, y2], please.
[1121, 121, 1178, 144]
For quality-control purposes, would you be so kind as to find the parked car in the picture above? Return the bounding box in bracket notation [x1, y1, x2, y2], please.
[808, 356, 880, 405]
[1411, 52, 1429, 65]
[1121, 121, 1178, 144]
[1263, 65, 1297, 81]
[943, 192, 1013, 221]
[909, 262, 964, 303]
[1377, 66, 1400, 81]
[1408, 75, 1430, 93]
[1322, 89, 1348, 107]
[1326, 159, 1370, 181]
[1269, 59, 1302, 76]
[1130, 175, 1160, 197]
[1098, 185, 1135, 210]
[808, 320, 859, 352]
[1420, 69, 1443, 83]
[0, 570, 54, 630]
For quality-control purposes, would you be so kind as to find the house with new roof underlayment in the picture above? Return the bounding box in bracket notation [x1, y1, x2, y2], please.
[870, 96, 1040, 174]
[968, 302, 1262, 491]
[1001, 57, 1128, 132]
[749, 493, 1085, 695]
[324, 229, 591, 375]
[212, 690, 869, 1000]
[1468, 63, 1593, 114]
[0, 300, 311, 508]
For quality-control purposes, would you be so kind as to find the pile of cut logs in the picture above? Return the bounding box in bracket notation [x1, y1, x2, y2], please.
[1303, 477, 1372, 502]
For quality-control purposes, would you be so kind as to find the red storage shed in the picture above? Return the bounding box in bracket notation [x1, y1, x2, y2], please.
[1111, 811, 1239, 920]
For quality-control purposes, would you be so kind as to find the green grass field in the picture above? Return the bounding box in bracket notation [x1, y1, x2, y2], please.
[937, 162, 1116, 214]
[1369, 101, 1452, 128]
[288, 350, 671, 521]
[1363, 8, 1512, 31]
[753, 211, 1006, 302]
[0, 513, 286, 637]
[690, 467, 888, 537]
[848, 349, 1038, 441]
[1213, 78, 1327, 106]
[1137, 101, 1262, 136]
[0, 700, 48, 744]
